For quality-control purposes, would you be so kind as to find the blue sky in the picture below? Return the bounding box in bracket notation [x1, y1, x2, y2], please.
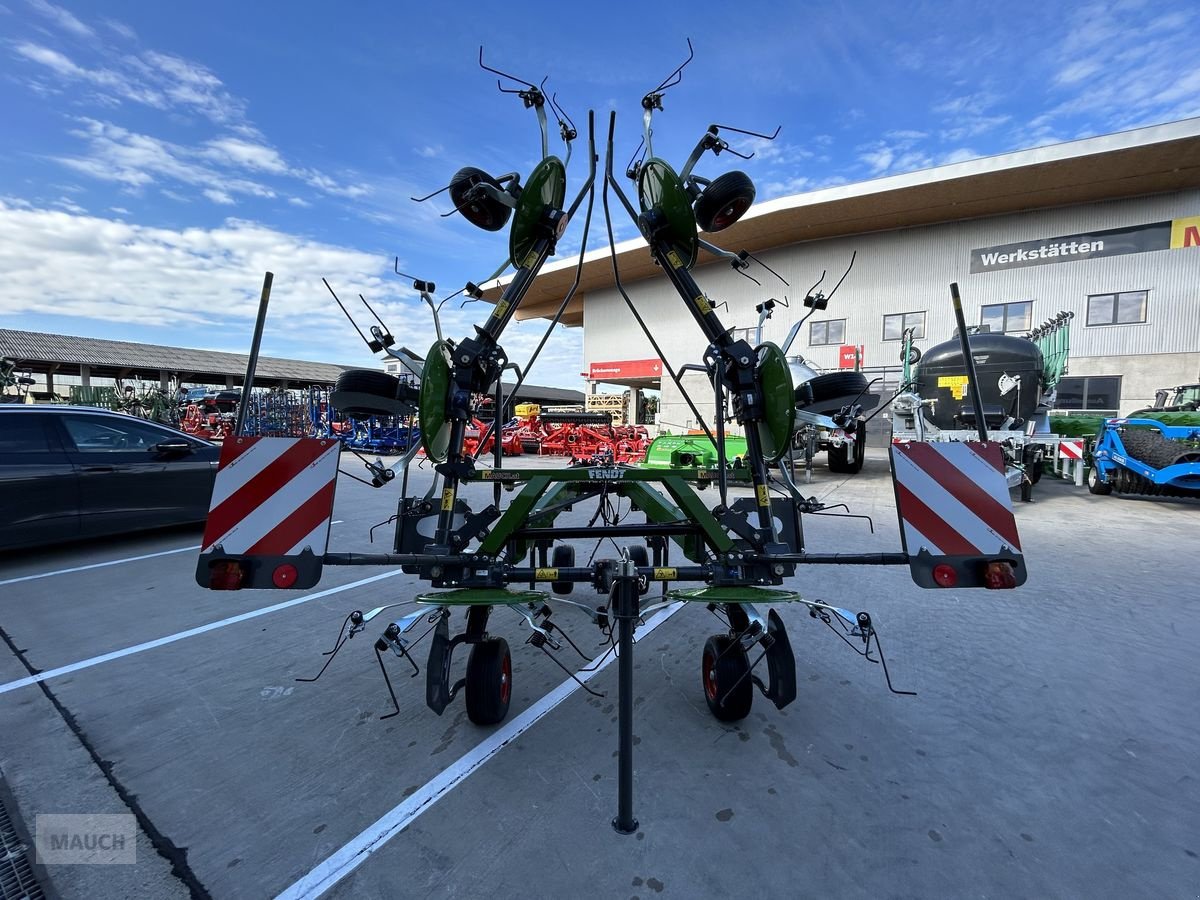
[2, 0, 1198, 388]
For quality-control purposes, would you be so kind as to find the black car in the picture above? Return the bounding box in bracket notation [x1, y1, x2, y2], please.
[0, 406, 219, 551]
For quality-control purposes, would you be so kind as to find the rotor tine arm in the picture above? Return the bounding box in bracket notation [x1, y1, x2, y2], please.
[410, 182, 453, 203]
[294, 613, 354, 682]
[323, 278, 376, 352]
[826, 250, 857, 301]
[374, 641, 402, 719]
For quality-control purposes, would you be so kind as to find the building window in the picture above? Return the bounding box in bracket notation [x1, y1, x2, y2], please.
[980, 300, 1032, 333]
[883, 311, 925, 341]
[1056, 375, 1121, 412]
[809, 319, 846, 346]
[731, 327, 756, 344]
[1086, 291, 1147, 326]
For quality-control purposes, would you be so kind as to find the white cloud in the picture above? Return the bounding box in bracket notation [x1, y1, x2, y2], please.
[204, 138, 290, 175]
[27, 0, 93, 37]
[203, 188, 235, 205]
[0, 201, 585, 385]
[415, 144, 443, 159]
[940, 148, 980, 165]
[102, 17, 137, 41]
[288, 197, 311, 208]
[859, 146, 894, 175]
[58, 119, 277, 200]
[51, 195, 86, 214]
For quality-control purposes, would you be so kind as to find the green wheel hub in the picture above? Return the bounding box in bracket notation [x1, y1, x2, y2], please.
[754, 342, 796, 463]
[510, 156, 566, 269]
[638, 158, 698, 270]
[418, 339, 453, 463]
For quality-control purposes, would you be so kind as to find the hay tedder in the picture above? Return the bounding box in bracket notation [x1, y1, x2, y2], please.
[196, 45, 1028, 832]
[512, 405, 650, 462]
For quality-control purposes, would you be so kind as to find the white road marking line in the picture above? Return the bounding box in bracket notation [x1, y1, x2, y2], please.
[0, 570, 404, 695]
[331, 520, 344, 525]
[275, 601, 684, 900]
[0, 545, 201, 587]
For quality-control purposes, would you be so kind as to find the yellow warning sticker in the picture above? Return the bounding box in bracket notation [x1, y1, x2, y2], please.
[653, 568, 677, 580]
[535, 568, 558, 580]
[522, 250, 541, 269]
[694, 294, 712, 314]
[666, 250, 684, 269]
[441, 488, 455, 511]
[756, 484, 770, 507]
[494, 298, 510, 318]
[938, 375, 969, 400]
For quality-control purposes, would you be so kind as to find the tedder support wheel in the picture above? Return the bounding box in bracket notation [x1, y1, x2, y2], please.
[465, 638, 512, 725]
[694, 170, 756, 233]
[1088, 466, 1113, 495]
[701, 634, 753, 722]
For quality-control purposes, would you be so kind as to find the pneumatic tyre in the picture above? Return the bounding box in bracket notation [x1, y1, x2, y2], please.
[1088, 467, 1113, 495]
[694, 171, 756, 233]
[465, 638, 512, 726]
[449, 167, 511, 232]
[701, 634, 753, 722]
[797, 371, 869, 407]
[332, 370, 409, 418]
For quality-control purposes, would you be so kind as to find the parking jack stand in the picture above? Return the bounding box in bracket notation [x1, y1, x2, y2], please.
[612, 558, 640, 835]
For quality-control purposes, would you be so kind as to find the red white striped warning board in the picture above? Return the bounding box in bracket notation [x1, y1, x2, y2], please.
[890, 441, 1022, 557]
[1059, 439, 1084, 461]
[201, 437, 340, 556]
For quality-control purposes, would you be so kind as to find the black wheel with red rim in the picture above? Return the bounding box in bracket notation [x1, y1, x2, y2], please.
[701, 634, 753, 722]
[465, 637, 512, 725]
[694, 171, 756, 233]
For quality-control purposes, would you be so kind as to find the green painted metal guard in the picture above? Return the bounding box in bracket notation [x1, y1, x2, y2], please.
[416, 588, 549, 606]
[473, 467, 738, 561]
[668, 586, 801, 603]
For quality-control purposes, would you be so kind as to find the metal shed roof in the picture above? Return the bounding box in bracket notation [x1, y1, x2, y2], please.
[0, 328, 357, 385]
[0, 328, 586, 399]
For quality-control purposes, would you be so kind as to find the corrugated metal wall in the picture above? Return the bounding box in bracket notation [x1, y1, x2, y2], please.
[584, 190, 1200, 424]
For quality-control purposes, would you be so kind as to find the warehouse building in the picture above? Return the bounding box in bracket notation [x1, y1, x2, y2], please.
[497, 118, 1200, 427]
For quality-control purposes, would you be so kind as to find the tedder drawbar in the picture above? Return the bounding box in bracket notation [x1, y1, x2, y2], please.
[196, 45, 1027, 833]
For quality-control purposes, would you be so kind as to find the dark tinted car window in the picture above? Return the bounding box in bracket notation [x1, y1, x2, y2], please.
[0, 414, 52, 452]
[61, 415, 174, 452]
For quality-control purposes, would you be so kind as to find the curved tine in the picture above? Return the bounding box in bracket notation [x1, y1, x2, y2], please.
[803, 268, 827, 299]
[361, 601, 415, 624]
[711, 122, 782, 141]
[624, 136, 645, 178]
[733, 266, 761, 287]
[549, 91, 577, 136]
[410, 182, 452, 203]
[478, 45, 537, 90]
[650, 36, 694, 94]
[826, 250, 858, 300]
[294, 613, 353, 682]
[745, 251, 790, 286]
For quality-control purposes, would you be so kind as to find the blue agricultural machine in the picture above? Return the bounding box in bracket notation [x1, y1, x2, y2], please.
[1087, 418, 1200, 498]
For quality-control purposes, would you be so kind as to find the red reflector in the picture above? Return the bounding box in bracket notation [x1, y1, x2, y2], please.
[984, 560, 1017, 590]
[209, 560, 246, 591]
[272, 563, 299, 589]
[932, 563, 958, 588]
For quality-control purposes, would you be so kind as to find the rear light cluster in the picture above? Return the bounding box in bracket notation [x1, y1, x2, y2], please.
[930, 560, 1018, 590]
[208, 560, 301, 590]
[209, 560, 247, 591]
